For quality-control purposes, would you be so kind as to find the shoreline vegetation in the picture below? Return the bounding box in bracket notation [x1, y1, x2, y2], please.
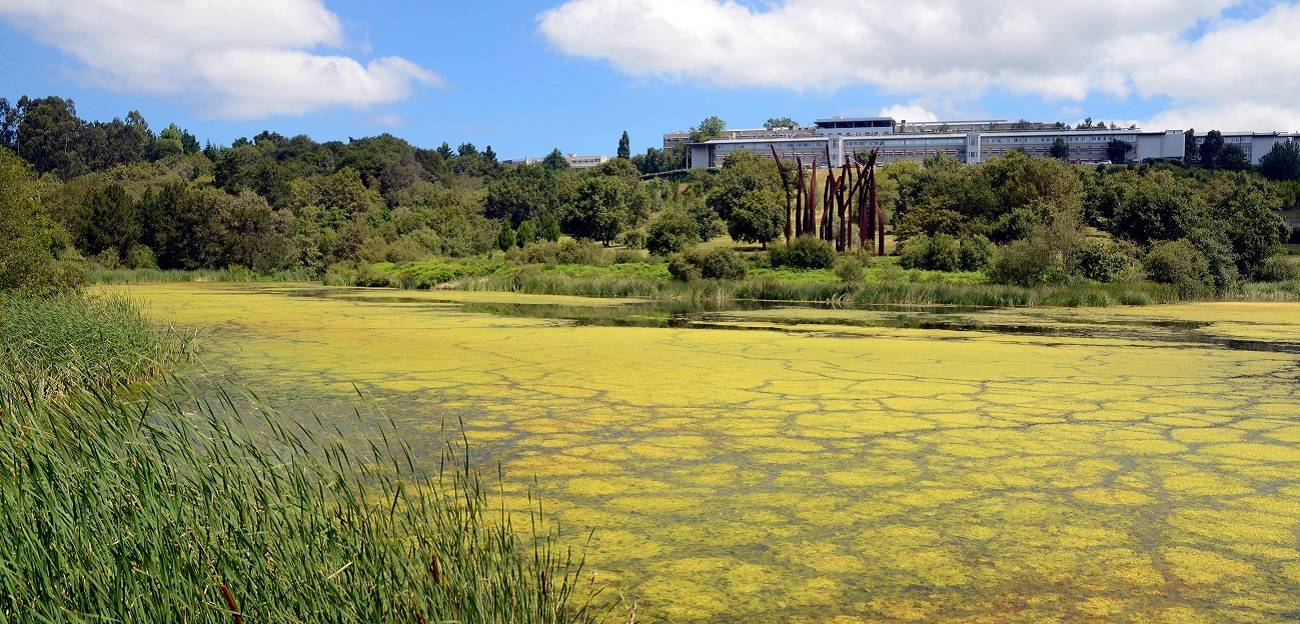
[0, 293, 604, 623]
[86, 251, 1300, 309]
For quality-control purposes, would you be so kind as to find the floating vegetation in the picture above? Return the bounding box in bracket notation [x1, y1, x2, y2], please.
[115, 282, 1300, 623]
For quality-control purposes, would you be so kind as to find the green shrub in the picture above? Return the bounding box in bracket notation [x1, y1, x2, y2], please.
[957, 235, 993, 271]
[612, 249, 643, 263]
[646, 209, 701, 256]
[496, 222, 516, 252]
[769, 237, 837, 269]
[1257, 254, 1299, 282]
[1143, 239, 1214, 298]
[835, 257, 865, 282]
[516, 220, 537, 247]
[618, 228, 646, 250]
[988, 238, 1066, 286]
[1075, 238, 1134, 282]
[507, 240, 604, 265]
[667, 253, 701, 282]
[94, 248, 121, 269]
[668, 247, 748, 281]
[125, 244, 158, 270]
[899, 233, 964, 272]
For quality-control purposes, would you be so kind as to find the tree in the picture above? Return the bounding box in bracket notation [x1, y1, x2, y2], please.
[516, 220, 537, 247]
[617, 131, 631, 159]
[542, 148, 569, 171]
[1106, 139, 1132, 164]
[1050, 137, 1070, 160]
[224, 191, 288, 271]
[83, 183, 138, 260]
[486, 165, 563, 226]
[0, 148, 79, 295]
[436, 142, 455, 159]
[689, 116, 726, 143]
[496, 221, 516, 251]
[764, 117, 798, 130]
[1184, 129, 1197, 166]
[1219, 144, 1251, 172]
[726, 188, 784, 248]
[16, 96, 87, 177]
[646, 208, 700, 255]
[565, 176, 647, 245]
[1199, 130, 1226, 170]
[1259, 141, 1300, 181]
[705, 151, 784, 248]
[483, 145, 498, 164]
[542, 216, 562, 242]
[457, 143, 479, 158]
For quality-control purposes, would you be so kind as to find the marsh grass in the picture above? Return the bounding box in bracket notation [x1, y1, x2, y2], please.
[0, 384, 601, 623]
[87, 266, 319, 284]
[0, 294, 603, 624]
[0, 292, 194, 400]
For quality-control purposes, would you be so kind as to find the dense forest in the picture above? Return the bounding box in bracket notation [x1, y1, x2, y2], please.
[3, 94, 1300, 300]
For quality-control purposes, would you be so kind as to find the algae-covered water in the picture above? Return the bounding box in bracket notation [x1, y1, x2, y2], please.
[111, 283, 1300, 623]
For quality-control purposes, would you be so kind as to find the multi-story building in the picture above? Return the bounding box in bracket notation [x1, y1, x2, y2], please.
[684, 116, 1187, 169]
[663, 126, 815, 151]
[504, 154, 612, 168]
[1190, 132, 1300, 165]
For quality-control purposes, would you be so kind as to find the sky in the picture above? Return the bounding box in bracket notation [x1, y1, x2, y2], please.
[1, 1, 1298, 159]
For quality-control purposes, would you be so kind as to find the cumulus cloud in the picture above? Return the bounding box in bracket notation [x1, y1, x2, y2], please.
[0, 0, 441, 119]
[538, 0, 1300, 130]
[879, 103, 938, 123]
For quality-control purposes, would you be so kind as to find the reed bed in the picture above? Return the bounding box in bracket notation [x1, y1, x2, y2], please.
[0, 294, 602, 624]
[86, 266, 319, 284]
[0, 292, 193, 400]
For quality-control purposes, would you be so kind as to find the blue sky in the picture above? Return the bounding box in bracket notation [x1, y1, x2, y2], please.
[2, 1, 1297, 158]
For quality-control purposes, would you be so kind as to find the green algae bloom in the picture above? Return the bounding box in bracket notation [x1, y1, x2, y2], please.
[111, 283, 1300, 623]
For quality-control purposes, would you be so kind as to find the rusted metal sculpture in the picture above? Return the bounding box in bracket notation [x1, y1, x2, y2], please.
[770, 144, 794, 244]
[794, 156, 805, 238]
[806, 158, 818, 236]
[768, 145, 885, 252]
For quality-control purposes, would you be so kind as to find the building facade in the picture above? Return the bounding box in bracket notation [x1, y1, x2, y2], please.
[685, 117, 1187, 169]
[1191, 132, 1300, 165]
[505, 154, 612, 169]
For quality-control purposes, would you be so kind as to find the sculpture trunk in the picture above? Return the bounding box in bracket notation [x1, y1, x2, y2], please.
[794, 157, 805, 239]
[806, 159, 818, 236]
[871, 166, 884, 256]
[770, 145, 794, 244]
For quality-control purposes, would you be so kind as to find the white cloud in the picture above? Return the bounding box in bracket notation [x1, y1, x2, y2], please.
[538, 0, 1300, 130]
[0, 0, 441, 119]
[879, 103, 937, 123]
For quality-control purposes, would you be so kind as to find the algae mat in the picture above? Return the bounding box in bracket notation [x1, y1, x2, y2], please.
[114, 283, 1300, 623]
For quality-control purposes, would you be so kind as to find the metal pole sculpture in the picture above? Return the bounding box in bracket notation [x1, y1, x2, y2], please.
[821, 166, 833, 242]
[794, 156, 805, 239]
[770, 145, 794, 244]
[806, 158, 818, 236]
[872, 157, 885, 256]
[858, 150, 878, 249]
[842, 161, 852, 253]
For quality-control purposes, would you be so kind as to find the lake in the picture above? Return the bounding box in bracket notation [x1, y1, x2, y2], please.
[109, 282, 1300, 623]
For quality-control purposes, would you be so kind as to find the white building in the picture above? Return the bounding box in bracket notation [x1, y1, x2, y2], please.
[1191, 132, 1300, 165]
[686, 116, 1187, 169]
[505, 154, 612, 168]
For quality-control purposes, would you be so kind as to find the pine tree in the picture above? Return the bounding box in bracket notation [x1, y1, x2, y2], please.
[617, 131, 631, 159]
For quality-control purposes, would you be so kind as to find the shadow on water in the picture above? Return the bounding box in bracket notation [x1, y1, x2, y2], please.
[272, 285, 1300, 355]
